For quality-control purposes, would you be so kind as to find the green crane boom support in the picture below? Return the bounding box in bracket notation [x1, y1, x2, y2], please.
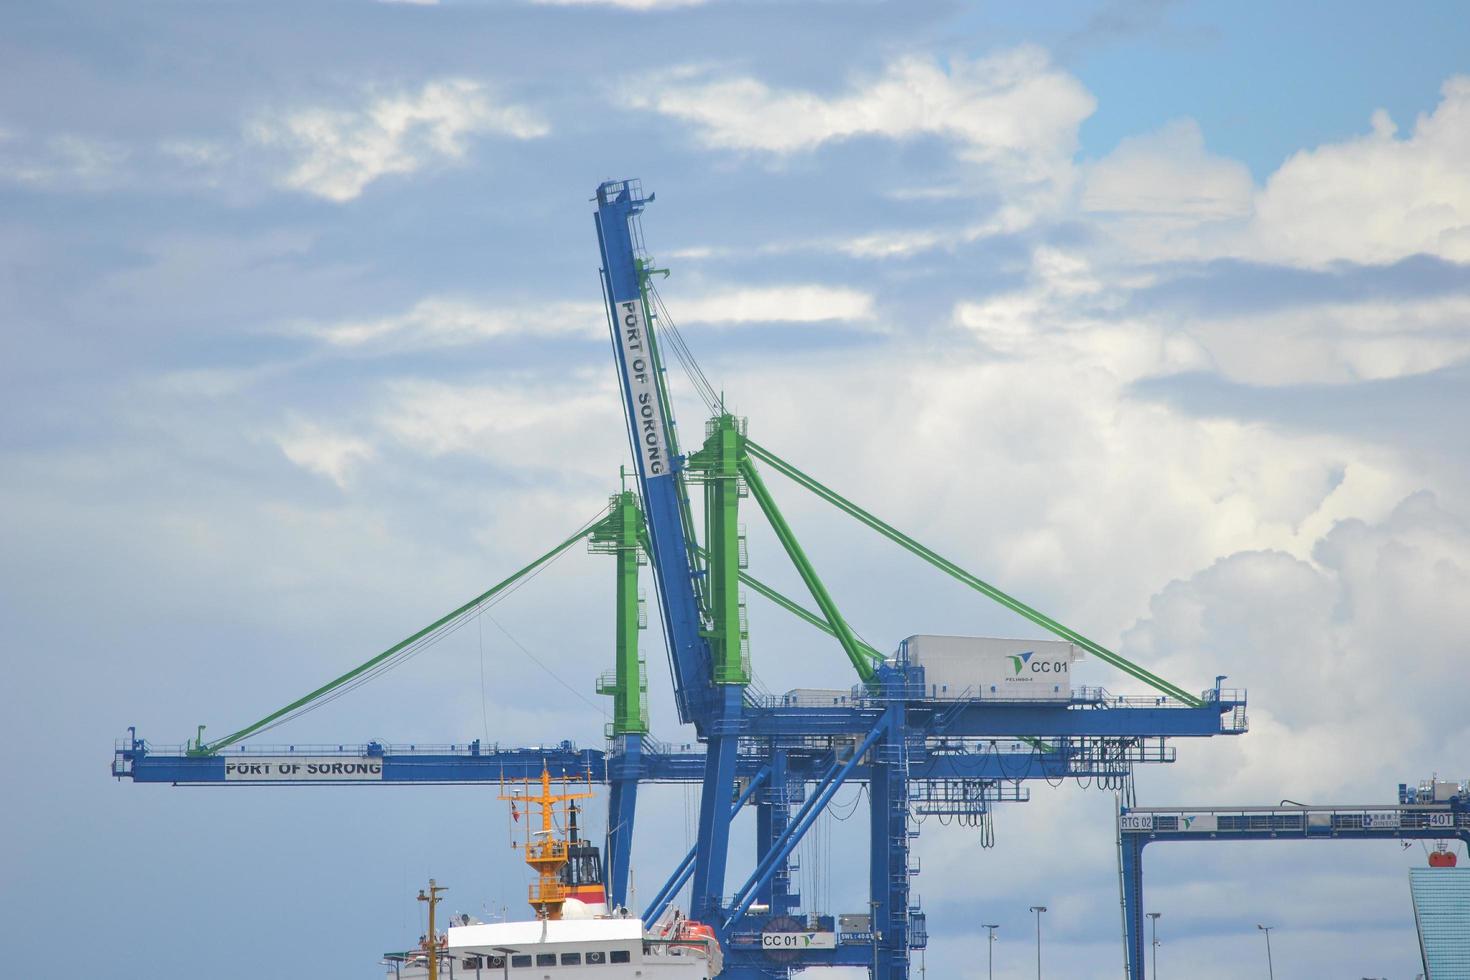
[744, 441, 1203, 707]
[192, 521, 604, 756]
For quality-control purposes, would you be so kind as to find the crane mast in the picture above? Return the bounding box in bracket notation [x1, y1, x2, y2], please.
[594, 180, 747, 921]
[593, 180, 713, 729]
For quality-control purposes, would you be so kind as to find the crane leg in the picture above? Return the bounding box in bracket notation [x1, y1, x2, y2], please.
[1121, 836, 1147, 980]
[606, 734, 641, 910]
[869, 704, 911, 980]
[691, 685, 744, 924]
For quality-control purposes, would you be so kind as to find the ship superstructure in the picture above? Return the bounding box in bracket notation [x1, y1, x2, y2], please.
[382, 768, 719, 979]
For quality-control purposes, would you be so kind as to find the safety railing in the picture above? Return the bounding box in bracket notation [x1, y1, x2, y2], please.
[120, 738, 591, 758]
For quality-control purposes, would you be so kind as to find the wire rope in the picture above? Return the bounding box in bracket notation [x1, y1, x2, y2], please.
[648, 283, 720, 414]
[237, 509, 607, 740]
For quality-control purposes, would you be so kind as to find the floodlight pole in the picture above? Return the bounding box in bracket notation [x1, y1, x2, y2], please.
[1147, 912, 1161, 978]
[1029, 906, 1047, 979]
[983, 923, 1000, 980]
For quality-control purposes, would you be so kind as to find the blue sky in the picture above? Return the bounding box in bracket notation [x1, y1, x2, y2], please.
[3, 1, 1469, 978]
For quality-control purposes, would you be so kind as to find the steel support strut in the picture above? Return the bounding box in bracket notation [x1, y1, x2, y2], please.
[644, 766, 770, 924]
[756, 748, 795, 915]
[1120, 833, 1147, 980]
[725, 709, 894, 930]
[745, 441, 1201, 705]
[870, 699, 911, 980]
[606, 735, 640, 910]
[739, 456, 878, 682]
[691, 684, 744, 923]
[194, 521, 600, 756]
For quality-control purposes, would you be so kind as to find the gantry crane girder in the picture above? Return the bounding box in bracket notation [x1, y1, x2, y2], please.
[1118, 785, 1470, 980]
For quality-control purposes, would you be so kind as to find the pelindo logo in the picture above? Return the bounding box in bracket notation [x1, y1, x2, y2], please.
[1006, 651, 1069, 676]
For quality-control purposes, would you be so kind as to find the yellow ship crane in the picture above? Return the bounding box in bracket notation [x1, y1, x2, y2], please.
[500, 766, 595, 919]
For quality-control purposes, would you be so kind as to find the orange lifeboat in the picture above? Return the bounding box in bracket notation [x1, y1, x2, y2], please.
[673, 920, 717, 953]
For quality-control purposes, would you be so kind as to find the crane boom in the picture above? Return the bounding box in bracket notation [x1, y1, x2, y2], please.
[594, 180, 713, 729]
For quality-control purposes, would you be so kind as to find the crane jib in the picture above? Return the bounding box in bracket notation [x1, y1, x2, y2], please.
[615, 297, 672, 479]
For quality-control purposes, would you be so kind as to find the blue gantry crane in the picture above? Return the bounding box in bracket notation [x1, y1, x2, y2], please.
[114, 179, 1250, 979]
[1118, 778, 1470, 980]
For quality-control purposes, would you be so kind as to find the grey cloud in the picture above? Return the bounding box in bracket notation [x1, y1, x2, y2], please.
[1128, 360, 1470, 478]
[1128, 254, 1470, 318]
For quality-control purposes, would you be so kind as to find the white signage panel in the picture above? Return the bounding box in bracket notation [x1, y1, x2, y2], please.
[761, 932, 837, 951]
[1429, 812, 1455, 829]
[1120, 814, 1154, 831]
[1364, 812, 1401, 829]
[613, 299, 672, 479]
[223, 757, 384, 781]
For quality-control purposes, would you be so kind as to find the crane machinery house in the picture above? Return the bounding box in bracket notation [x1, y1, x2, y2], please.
[898, 634, 1083, 700]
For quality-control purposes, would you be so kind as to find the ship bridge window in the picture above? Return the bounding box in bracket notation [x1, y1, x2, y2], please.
[536, 952, 557, 967]
[462, 955, 483, 969]
[610, 949, 631, 964]
[561, 952, 582, 965]
[511, 953, 533, 967]
[585, 950, 606, 964]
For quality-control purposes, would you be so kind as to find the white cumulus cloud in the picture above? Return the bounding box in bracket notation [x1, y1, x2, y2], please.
[663, 284, 876, 326]
[1122, 491, 1470, 799]
[274, 421, 378, 488]
[1083, 77, 1470, 267]
[250, 79, 549, 202]
[1251, 76, 1470, 266]
[626, 49, 1095, 216]
[301, 297, 604, 350]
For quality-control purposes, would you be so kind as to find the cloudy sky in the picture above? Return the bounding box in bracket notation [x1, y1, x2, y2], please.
[3, 1, 1468, 977]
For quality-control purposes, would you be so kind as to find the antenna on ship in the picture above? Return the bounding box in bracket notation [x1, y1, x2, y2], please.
[499, 765, 595, 920]
[416, 878, 447, 980]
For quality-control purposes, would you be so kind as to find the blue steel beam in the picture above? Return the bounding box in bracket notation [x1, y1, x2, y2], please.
[1119, 801, 1470, 980]
[594, 179, 712, 730]
[870, 697, 912, 980]
[690, 686, 745, 922]
[115, 733, 1176, 784]
[605, 733, 641, 908]
[724, 710, 893, 932]
[742, 700, 1244, 739]
[643, 766, 770, 925]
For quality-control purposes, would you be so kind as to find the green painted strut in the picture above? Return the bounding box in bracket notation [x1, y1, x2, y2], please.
[690, 545, 886, 668]
[592, 489, 650, 735]
[687, 415, 750, 685]
[745, 441, 1203, 707]
[193, 521, 604, 755]
[739, 457, 877, 684]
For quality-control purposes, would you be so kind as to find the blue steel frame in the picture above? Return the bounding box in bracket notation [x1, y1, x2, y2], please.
[115, 179, 1253, 980]
[1118, 797, 1470, 980]
[113, 720, 1214, 787]
[596, 180, 744, 924]
[594, 179, 711, 730]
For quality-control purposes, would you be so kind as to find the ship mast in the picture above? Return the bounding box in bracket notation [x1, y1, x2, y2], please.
[416, 878, 446, 980]
[500, 766, 595, 919]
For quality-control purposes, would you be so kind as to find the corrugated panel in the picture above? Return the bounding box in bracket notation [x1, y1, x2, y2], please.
[1410, 867, 1470, 979]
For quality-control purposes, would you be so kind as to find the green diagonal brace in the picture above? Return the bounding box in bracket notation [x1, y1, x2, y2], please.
[690, 545, 886, 668]
[745, 441, 1202, 707]
[739, 457, 877, 683]
[193, 521, 605, 755]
